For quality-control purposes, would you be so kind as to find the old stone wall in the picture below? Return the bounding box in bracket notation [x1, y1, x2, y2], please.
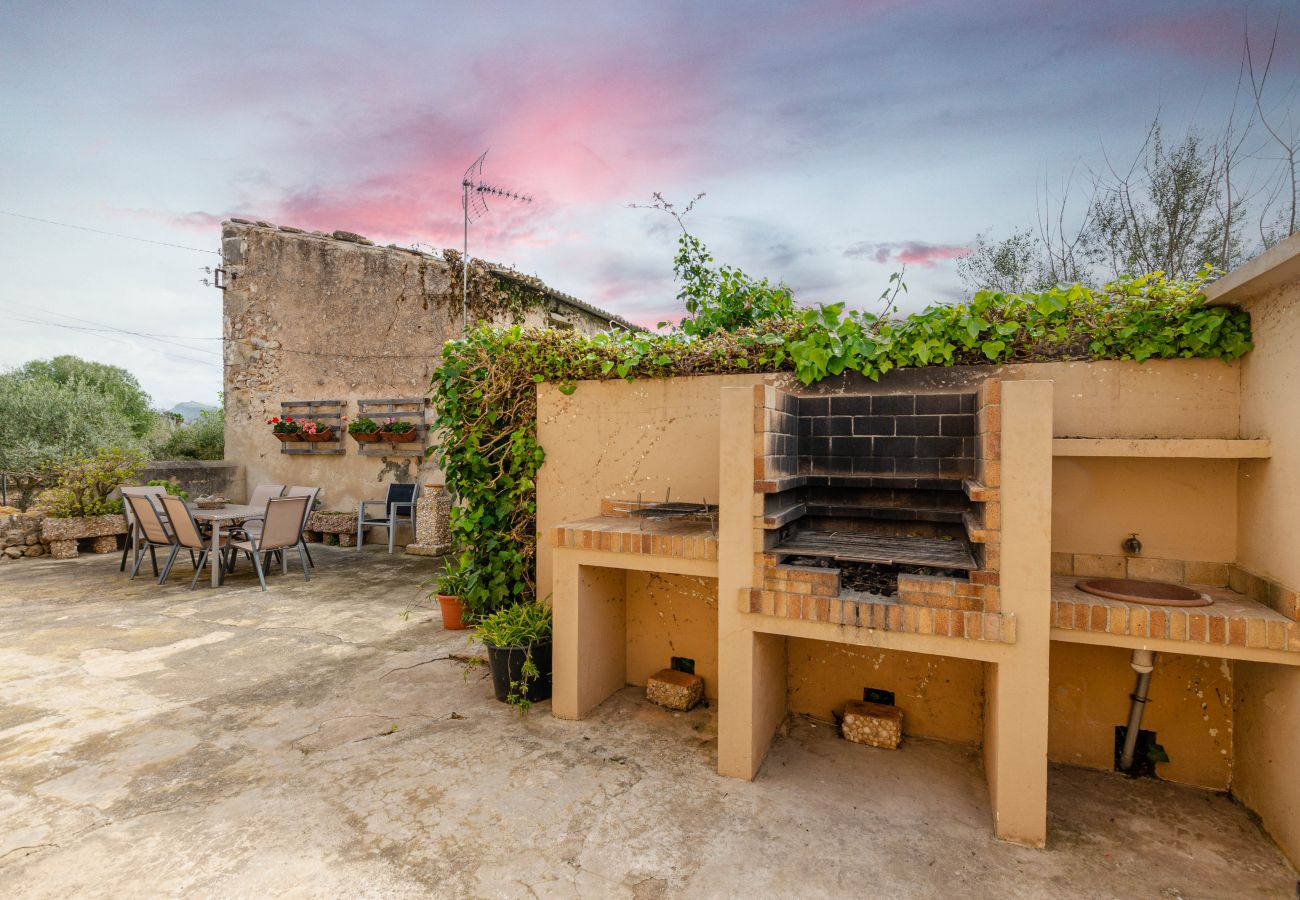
[221, 220, 625, 541]
[140, 461, 245, 502]
[0, 514, 47, 562]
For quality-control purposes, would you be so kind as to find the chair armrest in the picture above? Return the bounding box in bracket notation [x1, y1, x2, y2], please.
[390, 502, 414, 512]
[359, 499, 386, 509]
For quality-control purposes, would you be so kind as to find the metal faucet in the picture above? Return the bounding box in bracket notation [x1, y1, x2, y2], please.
[1122, 533, 1142, 556]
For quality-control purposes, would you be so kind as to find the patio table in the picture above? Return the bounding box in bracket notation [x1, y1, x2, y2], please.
[189, 504, 260, 588]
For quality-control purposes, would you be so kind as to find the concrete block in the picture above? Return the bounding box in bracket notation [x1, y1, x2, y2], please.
[841, 700, 903, 750]
[646, 669, 704, 711]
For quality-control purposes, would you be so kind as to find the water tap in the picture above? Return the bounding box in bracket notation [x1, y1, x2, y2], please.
[1122, 533, 1142, 556]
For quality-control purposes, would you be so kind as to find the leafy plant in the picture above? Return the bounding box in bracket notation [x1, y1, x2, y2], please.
[475, 599, 552, 713]
[146, 479, 188, 502]
[301, 420, 330, 436]
[345, 416, 380, 435]
[150, 402, 223, 461]
[435, 564, 469, 597]
[267, 416, 302, 434]
[42, 448, 145, 518]
[381, 418, 415, 434]
[431, 265, 1250, 618]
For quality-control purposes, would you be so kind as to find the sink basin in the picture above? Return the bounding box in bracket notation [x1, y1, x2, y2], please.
[1077, 578, 1213, 607]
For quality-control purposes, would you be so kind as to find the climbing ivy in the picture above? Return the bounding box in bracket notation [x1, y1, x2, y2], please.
[431, 266, 1251, 619]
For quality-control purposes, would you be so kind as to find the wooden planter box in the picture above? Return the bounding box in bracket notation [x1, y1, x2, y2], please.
[378, 430, 420, 443]
[273, 432, 303, 442]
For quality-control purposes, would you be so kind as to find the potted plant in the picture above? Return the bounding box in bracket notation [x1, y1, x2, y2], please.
[268, 416, 303, 441]
[344, 415, 382, 443]
[476, 599, 553, 712]
[378, 417, 419, 442]
[433, 566, 469, 631]
[300, 420, 335, 442]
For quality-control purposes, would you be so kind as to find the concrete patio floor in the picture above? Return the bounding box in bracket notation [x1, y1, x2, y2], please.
[0, 548, 1295, 898]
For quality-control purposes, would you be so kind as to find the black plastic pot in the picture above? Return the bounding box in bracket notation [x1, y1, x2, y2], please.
[486, 640, 553, 704]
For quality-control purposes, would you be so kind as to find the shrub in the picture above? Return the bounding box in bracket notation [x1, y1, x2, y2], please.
[146, 479, 189, 502]
[0, 369, 143, 473]
[43, 448, 145, 518]
[150, 405, 224, 461]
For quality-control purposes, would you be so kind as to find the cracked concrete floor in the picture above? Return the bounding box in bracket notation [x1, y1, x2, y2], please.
[1, 548, 1296, 898]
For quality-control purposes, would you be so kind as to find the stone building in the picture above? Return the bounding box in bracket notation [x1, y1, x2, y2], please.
[220, 220, 632, 545]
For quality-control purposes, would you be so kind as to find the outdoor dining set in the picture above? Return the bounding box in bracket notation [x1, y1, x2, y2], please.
[118, 482, 420, 591]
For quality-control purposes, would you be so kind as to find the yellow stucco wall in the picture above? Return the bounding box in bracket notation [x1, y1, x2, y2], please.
[1049, 643, 1233, 789]
[786, 638, 984, 744]
[625, 571, 720, 699]
[1207, 236, 1300, 866]
[1051, 458, 1238, 561]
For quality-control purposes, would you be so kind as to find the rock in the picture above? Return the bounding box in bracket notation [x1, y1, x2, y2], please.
[646, 669, 704, 711]
[841, 700, 903, 750]
[24, 545, 43, 557]
[90, 535, 118, 554]
[41, 514, 128, 542]
[47, 540, 78, 560]
[3, 546, 21, 559]
[25, 534, 38, 545]
[336, 533, 357, 547]
[332, 230, 373, 245]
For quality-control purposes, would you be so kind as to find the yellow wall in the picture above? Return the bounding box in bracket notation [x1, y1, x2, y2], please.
[1049, 643, 1233, 789]
[786, 638, 984, 744]
[1207, 236, 1300, 865]
[625, 571, 719, 699]
[1002, 359, 1239, 439]
[1051, 458, 1238, 561]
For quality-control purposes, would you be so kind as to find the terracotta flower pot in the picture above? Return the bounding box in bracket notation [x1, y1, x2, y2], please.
[301, 428, 335, 442]
[350, 431, 383, 443]
[379, 429, 419, 442]
[273, 432, 302, 442]
[437, 594, 467, 630]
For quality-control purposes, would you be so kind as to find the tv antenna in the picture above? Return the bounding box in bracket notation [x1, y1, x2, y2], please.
[461, 150, 533, 330]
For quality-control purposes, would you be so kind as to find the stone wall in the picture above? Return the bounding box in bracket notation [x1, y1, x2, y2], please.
[141, 461, 245, 503]
[0, 514, 46, 562]
[220, 220, 628, 543]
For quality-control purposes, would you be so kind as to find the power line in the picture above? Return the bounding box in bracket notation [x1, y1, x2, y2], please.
[4, 304, 223, 350]
[0, 209, 221, 255]
[8, 315, 224, 370]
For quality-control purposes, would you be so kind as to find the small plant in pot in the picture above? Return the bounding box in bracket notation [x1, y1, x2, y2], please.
[476, 599, 552, 713]
[344, 415, 382, 442]
[378, 417, 418, 442]
[433, 565, 469, 631]
[300, 420, 335, 442]
[267, 416, 303, 441]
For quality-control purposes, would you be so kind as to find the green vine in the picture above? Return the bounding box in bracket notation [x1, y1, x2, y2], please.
[431, 261, 1250, 620]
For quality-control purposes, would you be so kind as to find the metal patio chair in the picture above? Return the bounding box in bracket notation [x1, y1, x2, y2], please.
[357, 483, 419, 554]
[124, 494, 178, 582]
[120, 485, 169, 575]
[245, 485, 320, 568]
[158, 494, 227, 590]
[225, 495, 311, 591]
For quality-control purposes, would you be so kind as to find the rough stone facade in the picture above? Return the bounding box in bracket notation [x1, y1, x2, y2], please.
[221, 221, 629, 547]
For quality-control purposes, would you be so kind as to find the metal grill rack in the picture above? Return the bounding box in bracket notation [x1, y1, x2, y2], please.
[356, 397, 428, 457]
[279, 400, 344, 455]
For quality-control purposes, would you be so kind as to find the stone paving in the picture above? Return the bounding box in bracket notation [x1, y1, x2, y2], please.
[0, 548, 1295, 898]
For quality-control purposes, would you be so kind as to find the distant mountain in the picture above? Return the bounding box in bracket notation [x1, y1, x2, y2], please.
[169, 401, 217, 423]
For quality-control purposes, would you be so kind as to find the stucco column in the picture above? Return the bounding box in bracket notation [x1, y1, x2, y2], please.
[717, 385, 787, 780]
[551, 555, 627, 720]
[983, 379, 1053, 846]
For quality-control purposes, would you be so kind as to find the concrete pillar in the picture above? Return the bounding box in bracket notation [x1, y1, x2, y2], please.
[717, 385, 787, 779]
[983, 379, 1053, 846]
[552, 556, 627, 720]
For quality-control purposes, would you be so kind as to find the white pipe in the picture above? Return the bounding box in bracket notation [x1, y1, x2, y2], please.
[1120, 649, 1155, 771]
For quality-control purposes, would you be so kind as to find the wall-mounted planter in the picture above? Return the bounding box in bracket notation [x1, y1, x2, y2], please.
[273, 432, 303, 442]
[279, 400, 345, 456]
[301, 428, 336, 442]
[349, 431, 383, 443]
[378, 430, 420, 443]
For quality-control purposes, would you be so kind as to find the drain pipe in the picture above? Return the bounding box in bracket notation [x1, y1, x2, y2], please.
[1120, 649, 1156, 771]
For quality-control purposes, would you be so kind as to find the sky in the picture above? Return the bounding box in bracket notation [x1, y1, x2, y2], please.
[1, 0, 1295, 408]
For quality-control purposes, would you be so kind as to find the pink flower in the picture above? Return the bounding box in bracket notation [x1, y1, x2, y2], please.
[385, 416, 394, 424]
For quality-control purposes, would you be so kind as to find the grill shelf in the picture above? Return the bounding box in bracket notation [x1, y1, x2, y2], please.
[773, 529, 977, 570]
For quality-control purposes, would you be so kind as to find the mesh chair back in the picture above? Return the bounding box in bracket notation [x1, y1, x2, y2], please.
[248, 484, 286, 512]
[286, 486, 320, 527]
[159, 495, 206, 550]
[121, 486, 167, 528]
[383, 483, 417, 515]
[260, 496, 309, 551]
[126, 494, 172, 545]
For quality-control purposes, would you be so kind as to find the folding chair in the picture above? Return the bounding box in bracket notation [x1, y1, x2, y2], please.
[357, 483, 419, 553]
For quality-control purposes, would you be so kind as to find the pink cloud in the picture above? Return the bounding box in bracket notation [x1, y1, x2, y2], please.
[844, 240, 971, 268]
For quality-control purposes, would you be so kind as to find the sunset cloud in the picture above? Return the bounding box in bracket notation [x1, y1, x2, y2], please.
[844, 240, 971, 268]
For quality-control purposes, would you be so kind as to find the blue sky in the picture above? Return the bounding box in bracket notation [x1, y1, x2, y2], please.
[1, 0, 1294, 407]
